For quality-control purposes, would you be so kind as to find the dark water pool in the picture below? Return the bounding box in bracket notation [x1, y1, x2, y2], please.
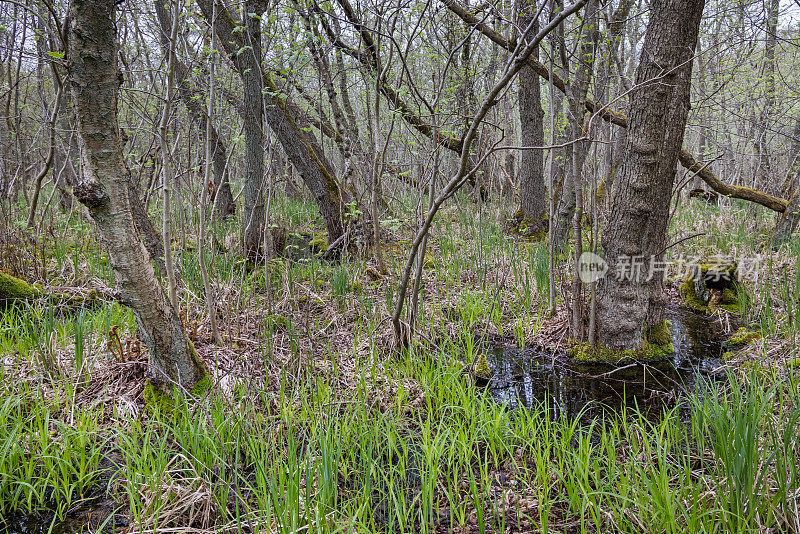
[0, 499, 125, 534]
[486, 306, 727, 421]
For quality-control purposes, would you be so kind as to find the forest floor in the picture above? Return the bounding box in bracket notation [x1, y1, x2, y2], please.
[1, 193, 799, 533]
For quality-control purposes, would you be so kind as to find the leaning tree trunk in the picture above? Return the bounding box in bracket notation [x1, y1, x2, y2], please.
[196, 0, 345, 245]
[153, 0, 235, 220]
[595, 0, 705, 355]
[68, 0, 207, 392]
[513, 0, 547, 236]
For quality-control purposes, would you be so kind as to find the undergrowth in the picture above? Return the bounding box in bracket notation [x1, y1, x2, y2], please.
[1, 194, 799, 532]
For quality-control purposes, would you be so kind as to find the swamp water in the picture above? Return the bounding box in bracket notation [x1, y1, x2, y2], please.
[2, 306, 727, 533]
[486, 306, 727, 421]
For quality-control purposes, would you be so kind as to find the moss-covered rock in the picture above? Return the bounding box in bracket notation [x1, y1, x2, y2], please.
[727, 327, 761, 347]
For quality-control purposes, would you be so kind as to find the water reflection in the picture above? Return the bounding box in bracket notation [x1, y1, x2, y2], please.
[487, 307, 726, 421]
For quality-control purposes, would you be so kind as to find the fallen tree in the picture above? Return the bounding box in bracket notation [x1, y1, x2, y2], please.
[0, 270, 106, 307]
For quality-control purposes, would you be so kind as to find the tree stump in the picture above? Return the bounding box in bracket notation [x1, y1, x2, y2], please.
[680, 259, 741, 314]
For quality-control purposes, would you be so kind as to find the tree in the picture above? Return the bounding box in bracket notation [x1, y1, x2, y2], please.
[594, 0, 705, 354]
[196, 0, 346, 246]
[67, 0, 208, 393]
[241, 0, 268, 261]
[513, 0, 547, 236]
[772, 116, 800, 248]
[153, 0, 235, 220]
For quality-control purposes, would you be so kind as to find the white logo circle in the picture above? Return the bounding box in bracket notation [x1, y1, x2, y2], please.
[578, 252, 608, 283]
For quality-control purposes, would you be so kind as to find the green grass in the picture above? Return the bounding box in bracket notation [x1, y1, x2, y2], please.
[3, 193, 800, 532]
[2, 356, 799, 532]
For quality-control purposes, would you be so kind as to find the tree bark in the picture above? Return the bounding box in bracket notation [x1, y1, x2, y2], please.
[754, 0, 779, 188]
[596, 0, 704, 353]
[514, 0, 547, 234]
[241, 0, 267, 261]
[772, 116, 800, 248]
[551, 0, 600, 254]
[68, 0, 207, 391]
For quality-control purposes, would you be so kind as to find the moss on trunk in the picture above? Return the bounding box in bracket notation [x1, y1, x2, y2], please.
[571, 319, 674, 363]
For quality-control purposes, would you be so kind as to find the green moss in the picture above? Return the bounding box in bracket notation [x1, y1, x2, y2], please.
[570, 342, 644, 363]
[474, 353, 492, 378]
[787, 358, 800, 369]
[721, 288, 738, 304]
[728, 327, 761, 347]
[309, 233, 328, 253]
[680, 276, 708, 313]
[646, 320, 675, 357]
[190, 374, 213, 397]
[0, 270, 40, 300]
[571, 321, 674, 363]
[509, 209, 548, 240]
[595, 180, 606, 204]
[679, 262, 743, 315]
[143, 382, 174, 415]
[144, 374, 213, 415]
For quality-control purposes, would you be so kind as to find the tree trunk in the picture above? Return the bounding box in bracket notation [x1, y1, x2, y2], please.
[754, 0, 779, 189]
[595, 0, 704, 354]
[152, 0, 235, 221]
[551, 0, 599, 254]
[514, 1, 547, 235]
[772, 116, 800, 248]
[241, 0, 267, 262]
[196, 0, 345, 245]
[68, 0, 207, 392]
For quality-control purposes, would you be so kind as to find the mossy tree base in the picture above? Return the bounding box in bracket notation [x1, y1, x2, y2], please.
[570, 320, 675, 363]
[507, 209, 548, 240]
[143, 373, 213, 415]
